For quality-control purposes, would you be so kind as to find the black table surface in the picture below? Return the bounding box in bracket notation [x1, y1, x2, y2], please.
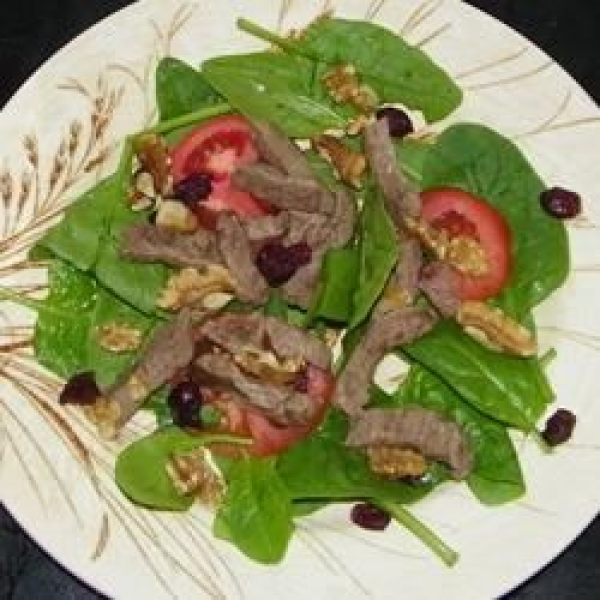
[0, 1, 599, 599]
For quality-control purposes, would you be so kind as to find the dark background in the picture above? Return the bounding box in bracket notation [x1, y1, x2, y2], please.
[0, 1, 598, 598]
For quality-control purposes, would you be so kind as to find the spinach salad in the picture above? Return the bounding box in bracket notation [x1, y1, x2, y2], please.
[5, 15, 576, 567]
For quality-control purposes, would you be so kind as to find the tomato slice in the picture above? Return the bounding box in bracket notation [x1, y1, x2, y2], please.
[170, 114, 269, 225]
[420, 187, 512, 301]
[209, 365, 335, 457]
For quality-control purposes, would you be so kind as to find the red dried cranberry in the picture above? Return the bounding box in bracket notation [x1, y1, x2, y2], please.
[173, 173, 213, 207]
[376, 107, 414, 138]
[256, 241, 312, 287]
[539, 187, 581, 219]
[59, 372, 100, 405]
[350, 502, 391, 531]
[542, 408, 576, 446]
[168, 381, 203, 428]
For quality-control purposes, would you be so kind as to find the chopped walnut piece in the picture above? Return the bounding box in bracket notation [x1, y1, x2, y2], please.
[166, 447, 225, 506]
[321, 64, 379, 113]
[312, 135, 366, 188]
[233, 346, 305, 386]
[155, 200, 198, 232]
[133, 133, 172, 196]
[97, 323, 143, 353]
[83, 397, 122, 440]
[457, 301, 537, 357]
[404, 217, 489, 277]
[367, 446, 428, 479]
[158, 266, 235, 311]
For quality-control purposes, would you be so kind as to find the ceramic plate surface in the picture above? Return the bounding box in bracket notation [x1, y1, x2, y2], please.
[0, 1, 599, 598]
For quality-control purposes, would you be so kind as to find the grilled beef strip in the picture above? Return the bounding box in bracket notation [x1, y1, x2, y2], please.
[120, 223, 221, 270]
[346, 407, 473, 479]
[251, 120, 315, 179]
[194, 352, 316, 426]
[90, 309, 196, 438]
[364, 119, 421, 223]
[232, 163, 336, 215]
[200, 312, 331, 370]
[282, 188, 357, 308]
[419, 260, 462, 318]
[216, 213, 269, 305]
[334, 307, 437, 417]
[240, 212, 290, 243]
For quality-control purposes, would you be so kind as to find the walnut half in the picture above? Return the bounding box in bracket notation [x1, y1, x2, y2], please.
[457, 301, 537, 357]
[158, 266, 235, 311]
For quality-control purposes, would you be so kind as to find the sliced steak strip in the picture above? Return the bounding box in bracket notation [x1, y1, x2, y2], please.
[251, 120, 315, 179]
[346, 407, 473, 479]
[364, 119, 421, 223]
[92, 309, 196, 437]
[200, 313, 331, 370]
[120, 223, 221, 270]
[283, 188, 357, 308]
[419, 260, 461, 318]
[334, 307, 437, 417]
[194, 353, 316, 426]
[241, 212, 290, 243]
[232, 163, 336, 215]
[216, 213, 269, 305]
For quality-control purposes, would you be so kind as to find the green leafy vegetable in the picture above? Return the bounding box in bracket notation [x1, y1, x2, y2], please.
[309, 246, 359, 323]
[350, 187, 398, 328]
[373, 366, 525, 505]
[156, 57, 223, 121]
[116, 427, 250, 511]
[31, 260, 154, 387]
[214, 457, 294, 564]
[238, 17, 462, 122]
[403, 321, 553, 431]
[202, 52, 348, 137]
[277, 410, 440, 504]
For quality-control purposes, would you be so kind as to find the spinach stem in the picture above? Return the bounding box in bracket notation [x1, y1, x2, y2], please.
[149, 103, 231, 135]
[237, 18, 303, 55]
[539, 347, 558, 369]
[375, 500, 459, 567]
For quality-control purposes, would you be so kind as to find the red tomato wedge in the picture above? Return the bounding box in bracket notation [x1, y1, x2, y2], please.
[169, 114, 270, 226]
[420, 187, 512, 301]
[209, 365, 335, 457]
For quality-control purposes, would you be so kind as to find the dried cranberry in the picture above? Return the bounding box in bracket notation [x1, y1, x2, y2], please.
[168, 381, 203, 428]
[255, 241, 312, 287]
[350, 502, 391, 531]
[376, 107, 414, 138]
[539, 187, 581, 219]
[172, 173, 213, 207]
[59, 372, 100, 405]
[542, 408, 576, 446]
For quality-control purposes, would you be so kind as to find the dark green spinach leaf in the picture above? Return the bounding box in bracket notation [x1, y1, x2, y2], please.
[403, 321, 553, 431]
[214, 457, 294, 564]
[156, 57, 223, 121]
[350, 187, 398, 328]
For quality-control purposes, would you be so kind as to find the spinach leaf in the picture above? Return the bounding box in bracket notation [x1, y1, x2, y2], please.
[239, 17, 462, 122]
[309, 246, 359, 323]
[418, 123, 569, 317]
[202, 52, 347, 137]
[373, 366, 525, 505]
[116, 427, 248, 512]
[156, 57, 223, 121]
[35, 150, 169, 315]
[403, 320, 553, 431]
[276, 410, 439, 504]
[32, 260, 155, 387]
[350, 187, 398, 328]
[214, 457, 294, 564]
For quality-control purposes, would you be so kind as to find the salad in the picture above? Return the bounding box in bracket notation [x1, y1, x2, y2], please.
[3, 14, 580, 566]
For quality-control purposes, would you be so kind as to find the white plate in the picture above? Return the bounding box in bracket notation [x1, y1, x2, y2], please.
[1, 1, 599, 598]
